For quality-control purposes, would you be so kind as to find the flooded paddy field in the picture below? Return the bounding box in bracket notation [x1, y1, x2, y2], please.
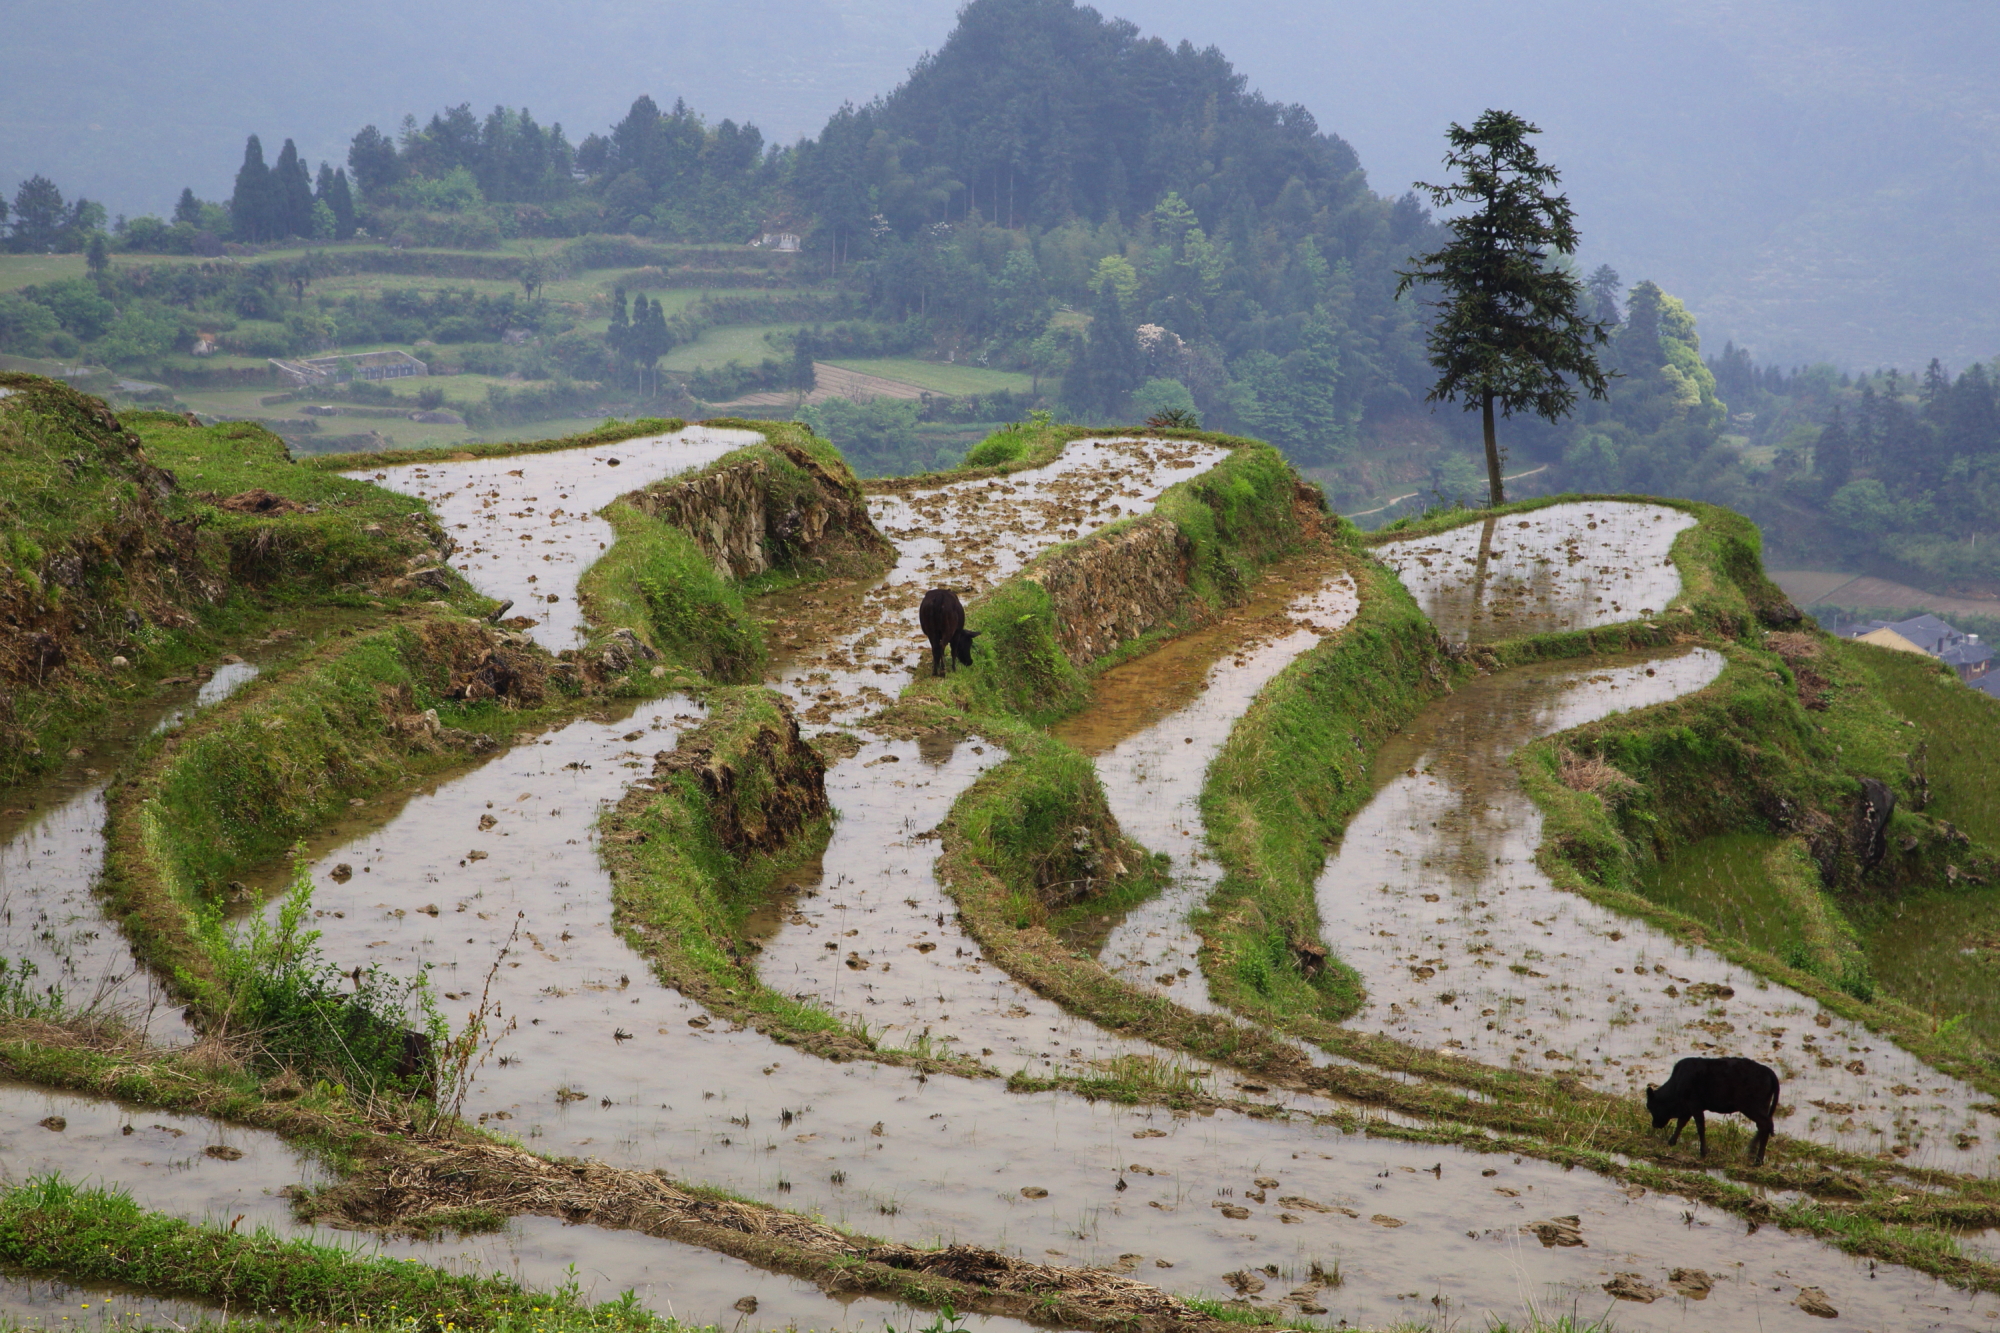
[249, 458, 2000, 1328]
[0, 1082, 1031, 1333]
[0, 1081, 318, 1225]
[1074, 570, 1361, 1012]
[1377, 502, 1695, 642]
[763, 435, 1228, 729]
[1311, 648, 2000, 1167]
[355, 426, 763, 647]
[8, 433, 2000, 1330]
[0, 654, 278, 1040]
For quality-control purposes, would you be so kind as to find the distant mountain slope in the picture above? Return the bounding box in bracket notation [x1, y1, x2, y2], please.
[4, 0, 1994, 368]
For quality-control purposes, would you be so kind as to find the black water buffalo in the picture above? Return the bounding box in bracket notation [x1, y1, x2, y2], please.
[918, 588, 980, 677]
[1646, 1056, 1780, 1164]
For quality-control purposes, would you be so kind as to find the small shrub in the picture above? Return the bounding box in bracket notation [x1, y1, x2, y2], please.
[195, 863, 440, 1097]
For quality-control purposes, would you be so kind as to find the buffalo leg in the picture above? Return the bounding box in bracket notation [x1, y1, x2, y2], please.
[1667, 1117, 1685, 1147]
[1693, 1110, 1707, 1157]
[1748, 1115, 1773, 1165]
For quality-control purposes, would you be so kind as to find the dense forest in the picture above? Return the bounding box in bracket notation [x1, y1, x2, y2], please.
[2, 0, 1441, 465]
[3, 0, 1997, 594]
[1437, 273, 2000, 593]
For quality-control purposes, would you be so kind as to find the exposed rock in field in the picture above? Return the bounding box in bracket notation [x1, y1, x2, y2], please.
[1523, 1216, 1586, 1247]
[1603, 1272, 1661, 1303]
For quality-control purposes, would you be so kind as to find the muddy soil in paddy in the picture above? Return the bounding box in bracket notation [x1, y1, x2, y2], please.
[0, 1080, 1036, 1333]
[759, 435, 1227, 729]
[1062, 564, 1359, 1013]
[357, 426, 761, 648]
[0, 655, 279, 1040]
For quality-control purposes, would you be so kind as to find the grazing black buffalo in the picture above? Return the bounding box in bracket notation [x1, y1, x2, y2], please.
[918, 588, 980, 677]
[1646, 1056, 1780, 1164]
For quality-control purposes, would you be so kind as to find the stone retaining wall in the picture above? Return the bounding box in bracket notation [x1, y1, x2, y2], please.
[1027, 515, 1195, 665]
[629, 441, 883, 580]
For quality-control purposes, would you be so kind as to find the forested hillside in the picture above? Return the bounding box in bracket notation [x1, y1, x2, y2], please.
[1426, 274, 2000, 596]
[4, 0, 1997, 590]
[1, 0, 1444, 470]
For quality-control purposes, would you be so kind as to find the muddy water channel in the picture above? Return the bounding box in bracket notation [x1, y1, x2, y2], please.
[0, 661, 267, 1039]
[259, 447, 1997, 1330]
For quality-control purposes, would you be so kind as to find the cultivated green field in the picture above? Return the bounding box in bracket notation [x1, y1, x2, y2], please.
[826, 357, 1033, 395]
[0, 254, 88, 291]
[659, 322, 796, 371]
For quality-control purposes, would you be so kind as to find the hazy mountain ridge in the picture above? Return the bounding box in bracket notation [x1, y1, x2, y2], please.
[5, 0, 1997, 368]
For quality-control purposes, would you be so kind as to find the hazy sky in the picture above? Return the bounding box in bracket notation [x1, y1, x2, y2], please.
[5, 0, 1996, 368]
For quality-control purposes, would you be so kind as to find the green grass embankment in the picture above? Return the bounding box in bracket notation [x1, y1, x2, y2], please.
[1368, 497, 2000, 1090]
[102, 616, 593, 1005]
[0, 374, 472, 785]
[1196, 558, 1450, 1030]
[579, 420, 891, 681]
[920, 469, 2000, 1267]
[103, 415, 879, 1074]
[596, 687, 910, 1067]
[0, 1174, 703, 1333]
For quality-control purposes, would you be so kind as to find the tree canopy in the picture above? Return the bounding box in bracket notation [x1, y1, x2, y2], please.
[1397, 109, 1609, 504]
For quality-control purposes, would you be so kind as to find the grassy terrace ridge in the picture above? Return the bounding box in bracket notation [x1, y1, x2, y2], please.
[12, 406, 2000, 1315]
[0, 1173, 698, 1333]
[0, 1020, 1249, 1333]
[1366, 493, 2000, 1093]
[31, 410, 1283, 1331]
[100, 617, 593, 989]
[907, 470, 2000, 1290]
[100, 420, 877, 1051]
[0, 372, 480, 787]
[595, 686, 941, 1071]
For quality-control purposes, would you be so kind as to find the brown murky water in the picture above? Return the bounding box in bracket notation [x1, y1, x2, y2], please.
[355, 427, 761, 648]
[1378, 502, 1695, 643]
[1065, 571, 1360, 1013]
[1313, 648, 2000, 1171]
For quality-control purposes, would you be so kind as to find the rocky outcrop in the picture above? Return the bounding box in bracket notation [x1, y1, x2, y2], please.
[629, 440, 887, 580]
[1026, 516, 1195, 666]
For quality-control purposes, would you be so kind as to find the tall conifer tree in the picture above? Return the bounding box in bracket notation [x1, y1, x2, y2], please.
[230, 135, 274, 241]
[274, 139, 314, 238]
[1396, 110, 1610, 505]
